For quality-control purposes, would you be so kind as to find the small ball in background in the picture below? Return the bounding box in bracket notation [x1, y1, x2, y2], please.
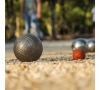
[13, 34, 43, 62]
[73, 49, 85, 60]
[71, 38, 87, 53]
[86, 39, 95, 52]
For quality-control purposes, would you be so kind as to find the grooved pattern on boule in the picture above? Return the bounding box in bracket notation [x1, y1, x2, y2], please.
[13, 34, 43, 62]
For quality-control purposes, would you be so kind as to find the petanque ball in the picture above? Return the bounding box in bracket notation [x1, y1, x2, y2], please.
[86, 39, 95, 52]
[73, 49, 85, 60]
[13, 34, 43, 62]
[71, 38, 87, 53]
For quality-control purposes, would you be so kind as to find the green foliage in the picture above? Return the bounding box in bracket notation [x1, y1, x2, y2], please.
[5, 0, 95, 40]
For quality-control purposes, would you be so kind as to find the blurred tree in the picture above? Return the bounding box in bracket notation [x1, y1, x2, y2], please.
[42, 0, 57, 39]
[5, 0, 95, 40]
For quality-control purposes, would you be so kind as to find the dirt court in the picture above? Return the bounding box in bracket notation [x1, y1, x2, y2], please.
[5, 39, 95, 90]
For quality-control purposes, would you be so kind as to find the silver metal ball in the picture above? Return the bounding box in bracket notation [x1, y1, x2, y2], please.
[13, 34, 43, 62]
[86, 39, 95, 52]
[71, 38, 87, 53]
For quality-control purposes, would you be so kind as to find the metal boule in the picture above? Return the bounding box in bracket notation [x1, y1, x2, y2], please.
[71, 38, 87, 53]
[86, 39, 95, 52]
[13, 34, 43, 62]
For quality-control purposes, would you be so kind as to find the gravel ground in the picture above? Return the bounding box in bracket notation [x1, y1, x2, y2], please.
[5, 40, 95, 90]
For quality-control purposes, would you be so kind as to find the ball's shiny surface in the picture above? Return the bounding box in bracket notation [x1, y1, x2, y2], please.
[71, 38, 87, 53]
[13, 34, 43, 62]
[86, 39, 95, 52]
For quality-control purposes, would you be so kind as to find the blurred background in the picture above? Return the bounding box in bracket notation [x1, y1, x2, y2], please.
[5, 0, 95, 41]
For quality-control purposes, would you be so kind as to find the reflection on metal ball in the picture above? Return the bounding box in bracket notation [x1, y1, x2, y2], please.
[71, 38, 87, 53]
[13, 34, 43, 62]
[86, 39, 95, 52]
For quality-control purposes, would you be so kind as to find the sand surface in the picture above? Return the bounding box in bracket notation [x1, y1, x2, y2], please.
[5, 40, 95, 90]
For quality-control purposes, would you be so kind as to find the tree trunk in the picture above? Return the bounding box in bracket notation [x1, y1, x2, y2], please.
[51, 1, 57, 40]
